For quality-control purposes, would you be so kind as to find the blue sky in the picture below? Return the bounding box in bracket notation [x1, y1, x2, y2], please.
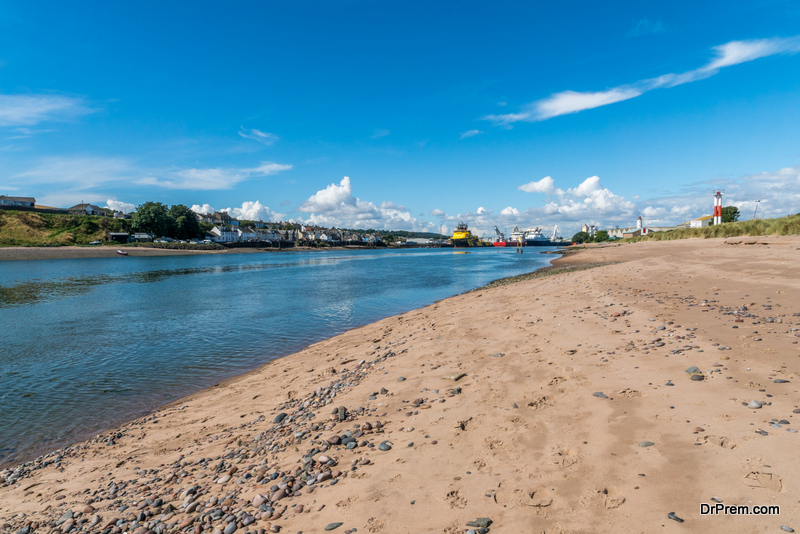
[1, 0, 799, 235]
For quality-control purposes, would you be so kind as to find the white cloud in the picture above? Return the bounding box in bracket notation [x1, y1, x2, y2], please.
[429, 208, 446, 217]
[224, 200, 285, 222]
[518, 175, 557, 194]
[460, 129, 483, 139]
[484, 36, 800, 125]
[500, 206, 519, 216]
[138, 162, 292, 190]
[297, 176, 432, 231]
[0, 94, 94, 127]
[105, 199, 136, 213]
[191, 204, 215, 215]
[371, 129, 391, 139]
[238, 127, 279, 145]
[476, 206, 488, 215]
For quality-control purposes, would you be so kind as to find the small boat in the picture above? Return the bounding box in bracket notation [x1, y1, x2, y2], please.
[116, 250, 128, 256]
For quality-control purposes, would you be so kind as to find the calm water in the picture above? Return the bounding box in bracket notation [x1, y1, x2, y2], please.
[0, 247, 558, 466]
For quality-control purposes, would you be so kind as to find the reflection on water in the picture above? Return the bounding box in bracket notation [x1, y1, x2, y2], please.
[0, 247, 558, 466]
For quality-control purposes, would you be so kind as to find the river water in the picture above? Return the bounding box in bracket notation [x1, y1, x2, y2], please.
[0, 247, 558, 466]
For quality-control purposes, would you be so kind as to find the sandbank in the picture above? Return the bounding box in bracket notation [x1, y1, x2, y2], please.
[2, 236, 799, 533]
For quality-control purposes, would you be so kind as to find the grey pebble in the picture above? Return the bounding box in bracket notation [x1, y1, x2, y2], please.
[378, 441, 392, 451]
[638, 441, 655, 448]
[593, 392, 608, 399]
[774, 379, 790, 383]
[667, 512, 684, 523]
[397, 377, 406, 382]
[223, 522, 237, 534]
[324, 523, 343, 531]
[781, 526, 794, 533]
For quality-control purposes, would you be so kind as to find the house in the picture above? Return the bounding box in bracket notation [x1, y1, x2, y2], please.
[67, 203, 107, 216]
[209, 226, 237, 242]
[132, 232, 155, 242]
[211, 211, 233, 225]
[195, 212, 215, 224]
[622, 229, 642, 239]
[236, 226, 256, 241]
[0, 195, 36, 208]
[107, 232, 130, 243]
[690, 215, 713, 228]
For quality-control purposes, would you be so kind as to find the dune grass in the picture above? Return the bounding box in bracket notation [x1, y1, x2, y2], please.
[0, 210, 131, 246]
[625, 213, 800, 242]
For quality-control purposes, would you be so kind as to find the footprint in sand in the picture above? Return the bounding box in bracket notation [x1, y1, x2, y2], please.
[742, 472, 782, 491]
[445, 489, 468, 509]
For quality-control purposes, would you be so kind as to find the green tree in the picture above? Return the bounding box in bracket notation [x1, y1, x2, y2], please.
[721, 206, 740, 223]
[594, 230, 609, 242]
[169, 204, 201, 239]
[571, 231, 590, 244]
[131, 202, 175, 237]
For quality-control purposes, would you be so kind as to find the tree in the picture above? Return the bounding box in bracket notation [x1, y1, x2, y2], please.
[131, 202, 175, 237]
[572, 231, 590, 244]
[721, 206, 740, 223]
[594, 230, 609, 242]
[169, 204, 201, 239]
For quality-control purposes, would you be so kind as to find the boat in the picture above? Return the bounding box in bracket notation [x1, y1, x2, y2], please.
[492, 226, 526, 247]
[523, 225, 563, 246]
[450, 222, 479, 247]
[116, 250, 128, 256]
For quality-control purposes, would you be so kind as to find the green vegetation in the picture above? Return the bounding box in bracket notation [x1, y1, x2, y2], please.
[626, 213, 800, 241]
[593, 230, 609, 242]
[571, 231, 590, 244]
[0, 210, 131, 246]
[721, 206, 740, 223]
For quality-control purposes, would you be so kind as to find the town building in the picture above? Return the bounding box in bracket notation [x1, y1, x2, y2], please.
[0, 195, 36, 208]
[67, 203, 107, 216]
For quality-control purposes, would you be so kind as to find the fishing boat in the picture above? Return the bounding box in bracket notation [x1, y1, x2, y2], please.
[450, 222, 479, 247]
[116, 250, 128, 256]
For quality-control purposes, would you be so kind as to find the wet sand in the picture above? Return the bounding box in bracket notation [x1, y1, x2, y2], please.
[2, 236, 799, 533]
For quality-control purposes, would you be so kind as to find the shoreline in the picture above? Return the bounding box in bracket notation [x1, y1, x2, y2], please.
[0, 247, 568, 469]
[2, 236, 799, 533]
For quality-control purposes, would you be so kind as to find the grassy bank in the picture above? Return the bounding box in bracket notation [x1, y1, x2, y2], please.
[626, 213, 800, 241]
[0, 210, 130, 246]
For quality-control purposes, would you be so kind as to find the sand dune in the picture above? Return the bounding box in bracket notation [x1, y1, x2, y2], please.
[2, 236, 799, 533]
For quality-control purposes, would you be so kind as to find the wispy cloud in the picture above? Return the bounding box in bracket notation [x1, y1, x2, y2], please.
[138, 162, 292, 190]
[460, 129, 483, 139]
[371, 128, 391, 139]
[238, 127, 279, 145]
[484, 36, 800, 126]
[0, 94, 94, 127]
[628, 18, 666, 38]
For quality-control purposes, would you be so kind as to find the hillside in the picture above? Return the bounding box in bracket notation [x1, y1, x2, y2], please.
[0, 210, 130, 246]
[626, 213, 800, 241]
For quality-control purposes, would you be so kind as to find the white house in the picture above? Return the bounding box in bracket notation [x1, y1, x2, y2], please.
[690, 215, 713, 228]
[236, 227, 256, 241]
[210, 226, 238, 242]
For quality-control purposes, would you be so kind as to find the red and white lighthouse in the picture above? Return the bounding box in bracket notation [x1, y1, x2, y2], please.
[713, 191, 723, 225]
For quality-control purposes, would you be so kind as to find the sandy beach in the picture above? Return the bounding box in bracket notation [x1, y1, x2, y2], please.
[2, 236, 799, 533]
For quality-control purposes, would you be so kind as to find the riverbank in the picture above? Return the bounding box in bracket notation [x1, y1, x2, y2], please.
[2, 236, 799, 533]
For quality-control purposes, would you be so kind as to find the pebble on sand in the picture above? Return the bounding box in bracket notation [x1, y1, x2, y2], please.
[748, 400, 763, 409]
[638, 441, 655, 447]
[325, 523, 343, 531]
[667, 512, 684, 523]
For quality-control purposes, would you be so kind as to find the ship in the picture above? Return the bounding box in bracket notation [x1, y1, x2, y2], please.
[523, 225, 564, 246]
[451, 222, 479, 247]
[493, 226, 525, 247]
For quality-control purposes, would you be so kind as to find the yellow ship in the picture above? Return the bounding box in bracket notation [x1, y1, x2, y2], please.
[451, 222, 479, 247]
